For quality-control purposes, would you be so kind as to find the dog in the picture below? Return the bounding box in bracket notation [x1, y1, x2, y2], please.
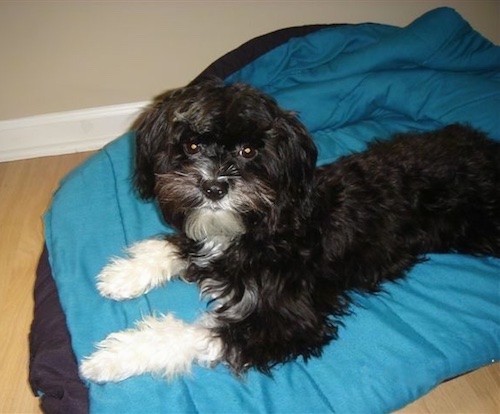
[80, 79, 500, 383]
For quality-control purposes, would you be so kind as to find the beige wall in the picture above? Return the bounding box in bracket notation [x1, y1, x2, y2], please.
[0, 1, 498, 121]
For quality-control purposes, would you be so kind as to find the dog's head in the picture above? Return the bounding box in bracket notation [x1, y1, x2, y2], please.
[134, 79, 317, 240]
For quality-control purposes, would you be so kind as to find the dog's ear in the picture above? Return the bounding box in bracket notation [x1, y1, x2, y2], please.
[132, 90, 176, 199]
[263, 111, 318, 233]
[273, 112, 318, 195]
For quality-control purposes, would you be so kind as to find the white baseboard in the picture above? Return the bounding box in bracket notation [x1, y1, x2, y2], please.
[0, 101, 149, 162]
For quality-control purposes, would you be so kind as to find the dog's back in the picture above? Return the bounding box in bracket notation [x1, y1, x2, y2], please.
[315, 124, 500, 289]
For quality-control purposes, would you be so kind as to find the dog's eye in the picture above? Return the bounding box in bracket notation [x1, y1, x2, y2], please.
[184, 142, 201, 155]
[239, 146, 257, 159]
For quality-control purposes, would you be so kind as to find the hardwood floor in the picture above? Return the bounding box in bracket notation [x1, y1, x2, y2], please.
[0, 152, 92, 414]
[0, 152, 498, 413]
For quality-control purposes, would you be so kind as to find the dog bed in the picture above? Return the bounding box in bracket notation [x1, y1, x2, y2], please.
[30, 8, 500, 413]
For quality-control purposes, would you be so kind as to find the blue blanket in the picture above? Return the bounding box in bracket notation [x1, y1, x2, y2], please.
[45, 8, 500, 413]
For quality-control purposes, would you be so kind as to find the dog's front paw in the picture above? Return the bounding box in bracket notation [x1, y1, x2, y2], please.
[96, 239, 187, 300]
[80, 315, 222, 383]
[96, 257, 155, 301]
[80, 349, 128, 383]
[80, 332, 139, 383]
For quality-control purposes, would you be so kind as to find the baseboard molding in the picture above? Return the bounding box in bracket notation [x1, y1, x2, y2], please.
[0, 101, 149, 162]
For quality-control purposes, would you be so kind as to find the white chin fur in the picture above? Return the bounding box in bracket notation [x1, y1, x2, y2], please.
[184, 208, 245, 241]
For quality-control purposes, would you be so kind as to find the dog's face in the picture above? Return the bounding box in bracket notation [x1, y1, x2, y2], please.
[134, 79, 317, 239]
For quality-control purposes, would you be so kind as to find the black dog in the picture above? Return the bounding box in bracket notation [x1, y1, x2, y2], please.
[80, 79, 500, 382]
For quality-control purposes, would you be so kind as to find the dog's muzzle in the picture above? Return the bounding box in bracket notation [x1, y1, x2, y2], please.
[201, 180, 228, 201]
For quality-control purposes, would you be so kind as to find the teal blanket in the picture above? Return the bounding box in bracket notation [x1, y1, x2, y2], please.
[45, 8, 499, 413]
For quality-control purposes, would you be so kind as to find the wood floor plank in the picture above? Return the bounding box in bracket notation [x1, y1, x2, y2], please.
[0, 152, 92, 414]
[0, 151, 498, 413]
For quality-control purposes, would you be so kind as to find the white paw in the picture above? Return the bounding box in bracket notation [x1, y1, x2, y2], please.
[96, 257, 156, 300]
[96, 239, 187, 300]
[80, 315, 223, 383]
[80, 334, 136, 383]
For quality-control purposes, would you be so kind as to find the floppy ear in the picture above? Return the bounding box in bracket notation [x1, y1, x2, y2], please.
[261, 112, 318, 234]
[274, 112, 318, 196]
[132, 90, 174, 199]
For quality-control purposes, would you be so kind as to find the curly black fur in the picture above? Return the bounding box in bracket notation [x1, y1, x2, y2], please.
[134, 79, 500, 374]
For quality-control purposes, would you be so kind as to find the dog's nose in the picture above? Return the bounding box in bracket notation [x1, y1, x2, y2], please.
[201, 180, 228, 201]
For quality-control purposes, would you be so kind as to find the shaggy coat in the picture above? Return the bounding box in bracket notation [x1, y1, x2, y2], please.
[80, 79, 500, 382]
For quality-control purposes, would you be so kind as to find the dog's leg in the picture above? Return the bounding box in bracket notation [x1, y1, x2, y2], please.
[97, 239, 187, 300]
[80, 314, 222, 382]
